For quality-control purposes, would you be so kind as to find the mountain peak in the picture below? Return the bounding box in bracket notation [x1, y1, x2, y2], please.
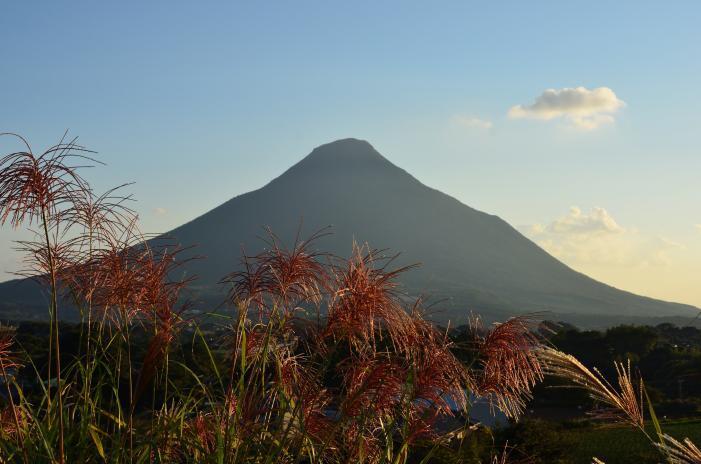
[299, 138, 390, 166]
[316, 137, 374, 149]
[274, 138, 399, 183]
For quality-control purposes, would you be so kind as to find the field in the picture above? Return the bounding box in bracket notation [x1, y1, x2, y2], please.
[564, 420, 701, 464]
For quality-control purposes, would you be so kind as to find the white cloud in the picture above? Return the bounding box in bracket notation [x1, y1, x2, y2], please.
[153, 207, 168, 216]
[695, 224, 701, 233]
[508, 87, 625, 130]
[453, 115, 493, 130]
[545, 206, 623, 235]
[524, 207, 682, 268]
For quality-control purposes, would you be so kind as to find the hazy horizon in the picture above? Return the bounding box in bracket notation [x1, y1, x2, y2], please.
[1, 1, 700, 308]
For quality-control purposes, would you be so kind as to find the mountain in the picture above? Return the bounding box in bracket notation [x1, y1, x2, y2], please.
[0, 138, 698, 325]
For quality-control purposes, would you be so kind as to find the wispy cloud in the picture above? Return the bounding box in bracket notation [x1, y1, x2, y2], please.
[453, 115, 493, 130]
[523, 207, 682, 268]
[508, 87, 625, 130]
[153, 207, 168, 216]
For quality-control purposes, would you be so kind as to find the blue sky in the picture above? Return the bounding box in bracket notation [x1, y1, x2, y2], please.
[1, 1, 700, 306]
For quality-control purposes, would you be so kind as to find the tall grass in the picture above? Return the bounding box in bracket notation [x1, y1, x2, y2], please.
[0, 134, 698, 463]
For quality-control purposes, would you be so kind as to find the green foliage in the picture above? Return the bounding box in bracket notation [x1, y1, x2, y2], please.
[406, 428, 493, 463]
[497, 419, 577, 463]
[605, 326, 658, 360]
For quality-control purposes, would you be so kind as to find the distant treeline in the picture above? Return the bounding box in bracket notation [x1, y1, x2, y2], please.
[531, 322, 699, 417]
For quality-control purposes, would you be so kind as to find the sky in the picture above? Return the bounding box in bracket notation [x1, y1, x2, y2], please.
[1, 1, 700, 307]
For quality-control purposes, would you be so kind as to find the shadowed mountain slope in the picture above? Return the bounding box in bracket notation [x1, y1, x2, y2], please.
[1, 138, 697, 324]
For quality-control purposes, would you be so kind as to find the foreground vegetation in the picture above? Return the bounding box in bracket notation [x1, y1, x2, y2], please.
[0, 133, 699, 463]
